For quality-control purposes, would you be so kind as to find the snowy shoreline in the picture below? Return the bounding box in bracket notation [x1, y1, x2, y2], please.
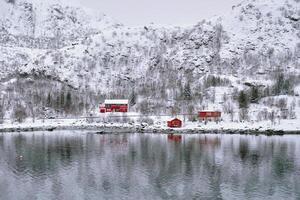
[0, 119, 299, 135]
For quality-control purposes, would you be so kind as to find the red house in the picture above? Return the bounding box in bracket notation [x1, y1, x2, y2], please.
[199, 111, 221, 122]
[167, 118, 182, 128]
[100, 99, 129, 113]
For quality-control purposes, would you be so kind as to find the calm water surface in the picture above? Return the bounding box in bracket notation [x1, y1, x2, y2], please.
[0, 131, 300, 200]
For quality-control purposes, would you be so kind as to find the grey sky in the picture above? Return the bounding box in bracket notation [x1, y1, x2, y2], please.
[77, 0, 243, 26]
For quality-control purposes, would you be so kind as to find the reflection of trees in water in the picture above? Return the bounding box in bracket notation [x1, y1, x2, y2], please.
[120, 135, 225, 199]
[223, 137, 298, 199]
[0, 133, 299, 199]
[272, 143, 294, 178]
[239, 140, 249, 161]
[106, 135, 299, 199]
[0, 133, 86, 177]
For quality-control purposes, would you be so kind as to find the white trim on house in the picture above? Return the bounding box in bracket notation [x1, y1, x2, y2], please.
[104, 99, 129, 105]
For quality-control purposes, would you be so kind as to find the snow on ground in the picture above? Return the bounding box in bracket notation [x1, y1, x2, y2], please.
[0, 115, 299, 133]
[181, 119, 300, 132]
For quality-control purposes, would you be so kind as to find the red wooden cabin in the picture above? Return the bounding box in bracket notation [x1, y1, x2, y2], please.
[167, 118, 182, 128]
[100, 99, 129, 113]
[199, 111, 221, 122]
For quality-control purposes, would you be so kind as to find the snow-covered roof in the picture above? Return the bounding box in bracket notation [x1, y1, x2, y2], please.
[200, 110, 221, 112]
[104, 99, 129, 105]
[168, 118, 182, 122]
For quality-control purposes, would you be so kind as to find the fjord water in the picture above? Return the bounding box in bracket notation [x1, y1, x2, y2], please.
[0, 132, 299, 200]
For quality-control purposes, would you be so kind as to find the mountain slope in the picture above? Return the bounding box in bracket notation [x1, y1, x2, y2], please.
[0, 0, 299, 121]
[1, 0, 299, 85]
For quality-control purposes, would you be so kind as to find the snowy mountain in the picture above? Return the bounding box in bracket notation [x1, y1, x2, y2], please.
[0, 0, 299, 121]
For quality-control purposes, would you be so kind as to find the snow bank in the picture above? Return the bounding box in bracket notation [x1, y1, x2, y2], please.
[0, 117, 299, 135]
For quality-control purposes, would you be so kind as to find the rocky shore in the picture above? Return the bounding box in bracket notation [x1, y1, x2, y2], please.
[0, 120, 299, 136]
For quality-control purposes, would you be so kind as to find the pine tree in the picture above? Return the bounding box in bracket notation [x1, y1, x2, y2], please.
[238, 90, 248, 109]
[60, 91, 65, 109]
[273, 74, 284, 95]
[183, 82, 192, 101]
[129, 89, 136, 107]
[273, 74, 293, 95]
[0, 103, 4, 124]
[65, 91, 72, 113]
[283, 79, 291, 95]
[55, 95, 60, 110]
[47, 92, 52, 107]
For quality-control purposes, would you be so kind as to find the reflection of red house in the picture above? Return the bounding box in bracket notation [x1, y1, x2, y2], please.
[199, 111, 221, 122]
[167, 118, 182, 128]
[168, 134, 182, 142]
[100, 99, 129, 113]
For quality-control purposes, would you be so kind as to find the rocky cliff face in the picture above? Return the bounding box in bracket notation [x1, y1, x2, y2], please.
[1, 0, 299, 86]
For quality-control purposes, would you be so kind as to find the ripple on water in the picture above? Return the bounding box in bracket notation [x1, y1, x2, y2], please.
[0, 132, 300, 200]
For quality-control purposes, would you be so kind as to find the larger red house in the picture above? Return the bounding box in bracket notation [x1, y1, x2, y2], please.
[199, 111, 221, 122]
[100, 99, 129, 113]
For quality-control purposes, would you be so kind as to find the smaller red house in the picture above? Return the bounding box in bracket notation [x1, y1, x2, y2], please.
[199, 111, 221, 122]
[167, 118, 182, 128]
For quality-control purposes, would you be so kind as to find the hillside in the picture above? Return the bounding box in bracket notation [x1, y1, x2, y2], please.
[0, 0, 299, 125]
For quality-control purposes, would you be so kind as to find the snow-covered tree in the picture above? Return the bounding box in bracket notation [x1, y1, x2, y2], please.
[12, 104, 27, 123]
[239, 108, 248, 122]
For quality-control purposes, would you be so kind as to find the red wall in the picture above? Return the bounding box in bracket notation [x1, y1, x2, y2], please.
[199, 111, 221, 118]
[100, 105, 128, 113]
[167, 119, 182, 128]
